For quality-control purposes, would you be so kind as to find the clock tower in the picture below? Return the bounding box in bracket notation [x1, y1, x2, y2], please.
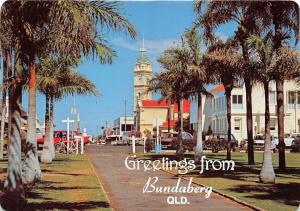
[133, 43, 152, 112]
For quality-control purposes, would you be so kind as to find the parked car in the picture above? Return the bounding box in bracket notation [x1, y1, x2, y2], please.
[99, 139, 106, 145]
[122, 132, 130, 145]
[160, 132, 195, 151]
[291, 137, 300, 152]
[37, 130, 89, 150]
[105, 135, 121, 145]
[283, 133, 300, 148]
[253, 134, 276, 151]
[126, 131, 143, 145]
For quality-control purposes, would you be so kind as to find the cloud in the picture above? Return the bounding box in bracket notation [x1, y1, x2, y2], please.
[215, 32, 229, 41]
[112, 37, 179, 55]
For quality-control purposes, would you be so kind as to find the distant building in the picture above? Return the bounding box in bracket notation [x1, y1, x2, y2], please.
[192, 80, 300, 143]
[113, 116, 134, 136]
[136, 99, 190, 137]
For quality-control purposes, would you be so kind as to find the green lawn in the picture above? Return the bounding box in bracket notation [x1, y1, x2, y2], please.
[141, 151, 300, 211]
[0, 154, 111, 211]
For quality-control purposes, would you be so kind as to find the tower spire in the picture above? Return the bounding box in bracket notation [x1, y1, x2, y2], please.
[140, 34, 146, 52]
[142, 33, 145, 49]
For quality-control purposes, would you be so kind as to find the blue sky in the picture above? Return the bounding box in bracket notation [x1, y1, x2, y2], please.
[22, 1, 236, 135]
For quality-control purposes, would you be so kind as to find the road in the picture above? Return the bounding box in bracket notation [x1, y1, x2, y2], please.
[87, 145, 253, 211]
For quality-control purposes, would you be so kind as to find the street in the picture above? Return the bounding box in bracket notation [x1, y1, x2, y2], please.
[87, 145, 253, 211]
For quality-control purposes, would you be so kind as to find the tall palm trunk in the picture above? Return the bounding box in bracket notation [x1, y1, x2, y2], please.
[167, 106, 170, 133]
[176, 98, 183, 160]
[49, 96, 55, 159]
[240, 40, 255, 165]
[195, 92, 203, 163]
[41, 95, 52, 163]
[0, 49, 9, 159]
[22, 61, 41, 183]
[225, 88, 232, 160]
[260, 82, 275, 183]
[0, 93, 7, 160]
[276, 80, 285, 171]
[245, 80, 254, 164]
[272, 6, 286, 171]
[2, 76, 25, 210]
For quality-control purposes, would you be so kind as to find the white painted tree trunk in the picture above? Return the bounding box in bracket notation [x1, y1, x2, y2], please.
[0, 96, 7, 159]
[2, 76, 25, 210]
[260, 82, 275, 183]
[22, 62, 42, 183]
[49, 97, 55, 159]
[194, 93, 203, 163]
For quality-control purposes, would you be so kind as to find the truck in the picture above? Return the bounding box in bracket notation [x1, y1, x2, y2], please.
[37, 130, 89, 150]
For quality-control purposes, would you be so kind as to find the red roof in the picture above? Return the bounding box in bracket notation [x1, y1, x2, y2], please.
[141, 100, 190, 113]
[141, 100, 170, 107]
[211, 84, 225, 93]
[173, 100, 190, 113]
[161, 120, 177, 128]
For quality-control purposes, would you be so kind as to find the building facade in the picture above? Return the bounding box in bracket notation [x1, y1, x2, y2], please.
[137, 100, 190, 137]
[133, 45, 152, 112]
[113, 116, 134, 136]
[195, 80, 300, 143]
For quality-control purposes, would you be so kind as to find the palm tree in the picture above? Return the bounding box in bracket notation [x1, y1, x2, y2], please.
[21, 0, 136, 184]
[194, 0, 270, 164]
[269, 1, 299, 171]
[0, 49, 10, 159]
[0, 0, 136, 207]
[247, 34, 299, 183]
[203, 39, 244, 160]
[246, 34, 275, 183]
[149, 70, 186, 159]
[0, 2, 27, 208]
[37, 56, 99, 163]
[177, 29, 213, 163]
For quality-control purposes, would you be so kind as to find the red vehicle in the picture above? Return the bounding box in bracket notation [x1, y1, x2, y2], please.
[37, 130, 89, 150]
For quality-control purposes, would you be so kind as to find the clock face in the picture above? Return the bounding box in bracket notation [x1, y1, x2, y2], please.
[138, 76, 143, 82]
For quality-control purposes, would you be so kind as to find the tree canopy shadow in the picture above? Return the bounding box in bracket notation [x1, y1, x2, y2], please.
[24, 200, 110, 210]
[228, 182, 300, 207]
[42, 169, 86, 176]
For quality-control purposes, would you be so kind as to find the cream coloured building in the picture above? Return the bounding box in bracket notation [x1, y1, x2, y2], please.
[132, 42, 191, 137]
[197, 80, 300, 143]
[137, 100, 190, 137]
[133, 45, 152, 112]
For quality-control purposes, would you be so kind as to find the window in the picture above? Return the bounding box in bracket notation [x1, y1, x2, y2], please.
[288, 91, 296, 106]
[269, 91, 276, 105]
[121, 124, 133, 132]
[298, 91, 300, 109]
[234, 119, 241, 131]
[270, 119, 276, 131]
[232, 95, 243, 109]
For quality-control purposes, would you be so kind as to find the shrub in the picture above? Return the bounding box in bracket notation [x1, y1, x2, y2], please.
[204, 138, 228, 153]
[171, 137, 196, 152]
[145, 138, 154, 153]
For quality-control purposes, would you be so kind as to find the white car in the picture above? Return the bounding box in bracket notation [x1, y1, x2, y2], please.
[268, 133, 300, 148]
[281, 133, 300, 148]
[254, 134, 276, 150]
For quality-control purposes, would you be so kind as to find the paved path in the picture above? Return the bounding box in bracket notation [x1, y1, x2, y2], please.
[87, 145, 253, 211]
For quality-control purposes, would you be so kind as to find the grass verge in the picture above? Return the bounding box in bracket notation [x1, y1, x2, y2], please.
[141, 151, 300, 211]
[0, 154, 111, 211]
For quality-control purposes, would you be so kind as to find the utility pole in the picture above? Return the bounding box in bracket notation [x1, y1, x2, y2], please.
[71, 96, 76, 138]
[124, 100, 127, 133]
[62, 117, 74, 154]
